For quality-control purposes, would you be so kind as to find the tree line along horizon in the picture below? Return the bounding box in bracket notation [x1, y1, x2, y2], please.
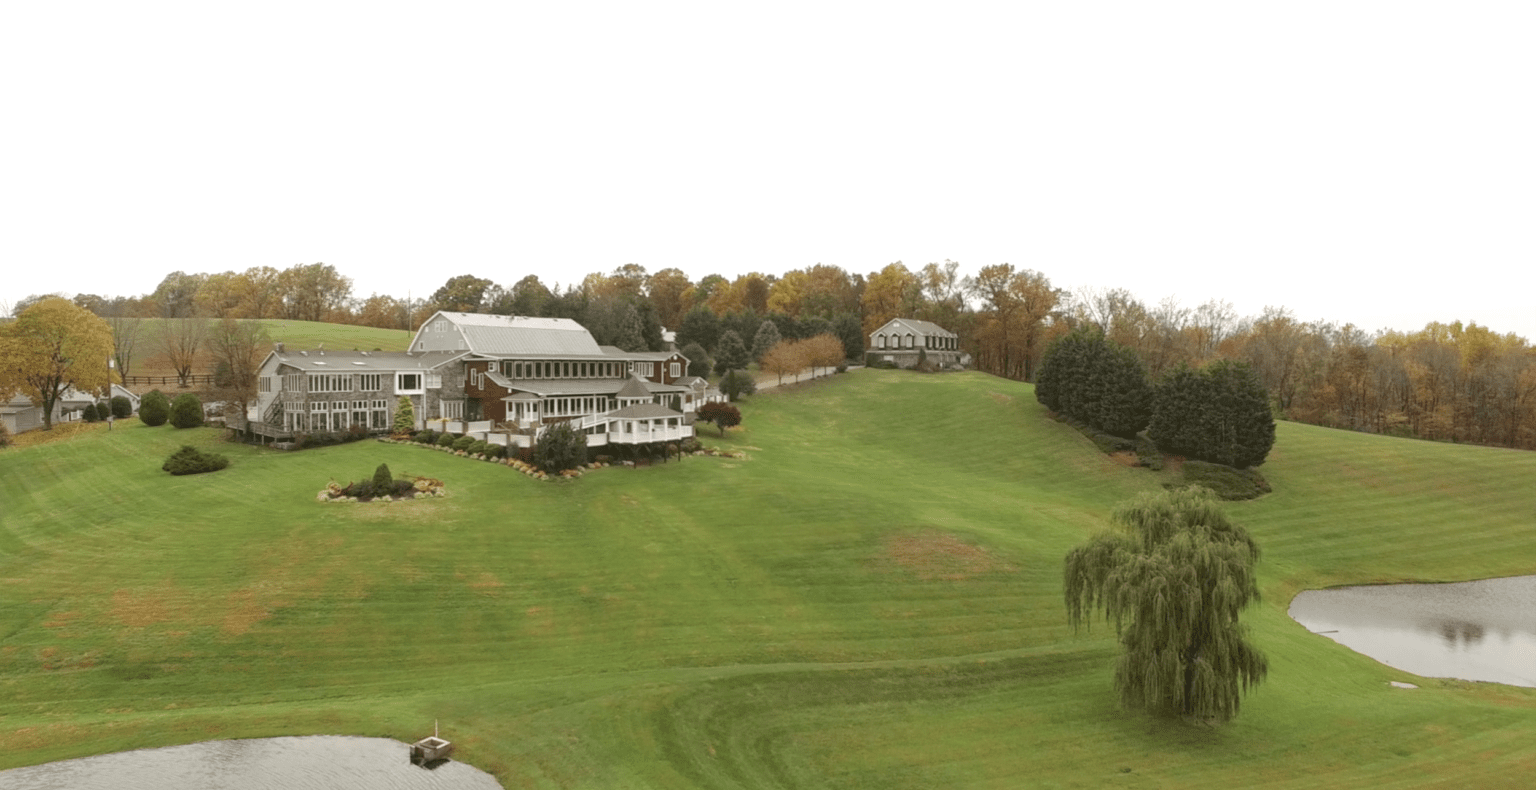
[5, 259, 1534, 451]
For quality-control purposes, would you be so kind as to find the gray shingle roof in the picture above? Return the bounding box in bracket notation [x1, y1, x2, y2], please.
[271, 350, 456, 372]
[873, 318, 957, 338]
[607, 403, 683, 419]
[616, 376, 654, 399]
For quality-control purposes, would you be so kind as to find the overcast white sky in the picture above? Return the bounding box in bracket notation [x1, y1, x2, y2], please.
[3, 2, 1533, 339]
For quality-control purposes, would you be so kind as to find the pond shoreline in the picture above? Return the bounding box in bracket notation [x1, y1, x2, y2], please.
[0, 735, 505, 790]
[1289, 574, 1536, 689]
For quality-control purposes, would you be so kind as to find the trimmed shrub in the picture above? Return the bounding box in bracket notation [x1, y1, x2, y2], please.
[110, 395, 133, 419]
[482, 443, 505, 459]
[298, 432, 342, 449]
[139, 390, 170, 427]
[452, 435, 475, 452]
[414, 429, 437, 444]
[1166, 461, 1272, 501]
[372, 463, 393, 491]
[436, 433, 456, 448]
[81, 403, 100, 422]
[468, 440, 488, 456]
[720, 369, 756, 401]
[169, 393, 204, 429]
[533, 421, 585, 473]
[162, 445, 229, 475]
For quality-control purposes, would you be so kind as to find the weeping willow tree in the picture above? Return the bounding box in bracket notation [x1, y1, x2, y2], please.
[1064, 487, 1268, 722]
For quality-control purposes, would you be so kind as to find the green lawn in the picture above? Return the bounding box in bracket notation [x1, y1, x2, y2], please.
[126, 318, 412, 379]
[2, 369, 1534, 788]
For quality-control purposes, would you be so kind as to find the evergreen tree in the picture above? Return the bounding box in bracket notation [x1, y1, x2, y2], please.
[680, 342, 712, 379]
[1150, 361, 1274, 468]
[1064, 487, 1267, 723]
[1036, 327, 1152, 438]
[832, 313, 865, 360]
[533, 421, 586, 473]
[372, 463, 393, 492]
[751, 320, 782, 364]
[677, 306, 720, 352]
[713, 330, 749, 376]
[614, 303, 647, 352]
[392, 396, 416, 434]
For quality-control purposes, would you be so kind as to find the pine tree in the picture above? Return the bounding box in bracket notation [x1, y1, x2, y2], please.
[1150, 361, 1274, 468]
[1036, 327, 1151, 438]
[751, 320, 782, 364]
[713, 330, 749, 376]
[392, 396, 416, 434]
[1064, 487, 1268, 723]
[614, 304, 647, 353]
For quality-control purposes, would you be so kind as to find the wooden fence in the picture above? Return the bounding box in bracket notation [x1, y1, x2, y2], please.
[123, 374, 217, 387]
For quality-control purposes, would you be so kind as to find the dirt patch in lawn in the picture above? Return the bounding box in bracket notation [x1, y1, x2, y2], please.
[1108, 451, 1141, 467]
[467, 572, 504, 596]
[989, 392, 1013, 404]
[111, 586, 174, 628]
[880, 532, 1015, 581]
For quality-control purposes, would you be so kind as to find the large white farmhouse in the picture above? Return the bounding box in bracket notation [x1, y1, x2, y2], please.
[249, 312, 721, 449]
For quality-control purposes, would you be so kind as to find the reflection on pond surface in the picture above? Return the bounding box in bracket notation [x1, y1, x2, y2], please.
[1289, 575, 1536, 688]
[0, 735, 504, 790]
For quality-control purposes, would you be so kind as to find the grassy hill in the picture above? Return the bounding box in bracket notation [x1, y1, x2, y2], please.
[2, 370, 1533, 788]
[125, 318, 412, 382]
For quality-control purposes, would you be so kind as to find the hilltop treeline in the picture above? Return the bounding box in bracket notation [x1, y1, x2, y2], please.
[12, 261, 1536, 450]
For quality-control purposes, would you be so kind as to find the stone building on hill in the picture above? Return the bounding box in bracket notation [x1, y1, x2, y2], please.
[867, 318, 965, 369]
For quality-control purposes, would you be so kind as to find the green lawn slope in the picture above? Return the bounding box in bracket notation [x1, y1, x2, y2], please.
[2, 370, 1533, 788]
[128, 318, 412, 380]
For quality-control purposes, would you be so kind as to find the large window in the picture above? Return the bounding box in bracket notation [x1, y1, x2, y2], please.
[370, 399, 389, 429]
[358, 374, 382, 391]
[669, 362, 681, 379]
[441, 400, 464, 419]
[309, 374, 352, 393]
[397, 373, 422, 392]
[636, 362, 654, 377]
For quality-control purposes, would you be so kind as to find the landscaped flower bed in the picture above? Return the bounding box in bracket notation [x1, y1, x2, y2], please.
[318, 475, 445, 503]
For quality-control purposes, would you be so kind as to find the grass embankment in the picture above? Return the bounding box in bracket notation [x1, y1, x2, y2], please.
[125, 318, 411, 381]
[2, 370, 1534, 788]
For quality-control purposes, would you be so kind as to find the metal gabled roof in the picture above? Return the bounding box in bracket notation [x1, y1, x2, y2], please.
[419, 312, 605, 357]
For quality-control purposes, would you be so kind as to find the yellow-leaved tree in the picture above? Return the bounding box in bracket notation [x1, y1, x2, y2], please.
[0, 297, 114, 430]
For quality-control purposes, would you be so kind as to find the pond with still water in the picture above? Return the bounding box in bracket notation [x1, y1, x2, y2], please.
[0, 736, 504, 790]
[1288, 575, 1536, 687]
